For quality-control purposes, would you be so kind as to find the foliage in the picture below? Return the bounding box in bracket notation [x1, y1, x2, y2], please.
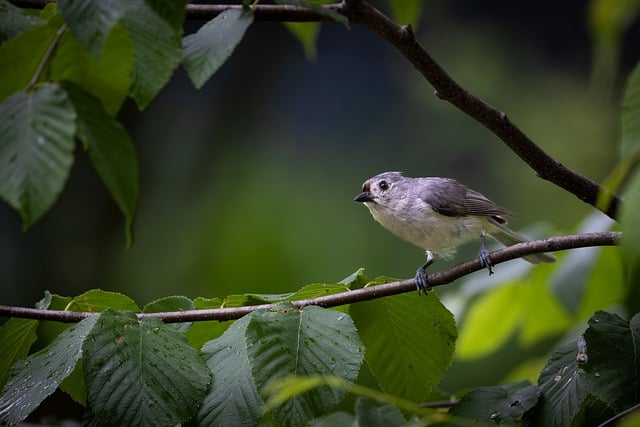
[1, 0, 640, 426]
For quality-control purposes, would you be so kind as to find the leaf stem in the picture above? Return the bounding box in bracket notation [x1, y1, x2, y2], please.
[27, 23, 67, 91]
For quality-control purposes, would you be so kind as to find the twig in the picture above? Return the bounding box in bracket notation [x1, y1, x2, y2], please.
[27, 23, 67, 90]
[0, 232, 621, 324]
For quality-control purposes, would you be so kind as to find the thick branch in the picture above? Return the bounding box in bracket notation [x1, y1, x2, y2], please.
[0, 232, 621, 324]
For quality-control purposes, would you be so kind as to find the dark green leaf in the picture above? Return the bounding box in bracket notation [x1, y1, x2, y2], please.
[50, 24, 134, 115]
[183, 8, 254, 89]
[143, 295, 194, 331]
[621, 170, 640, 280]
[534, 340, 588, 426]
[0, 21, 59, 102]
[0, 83, 76, 229]
[58, 0, 131, 56]
[354, 397, 406, 427]
[0, 318, 39, 388]
[83, 310, 211, 427]
[621, 62, 640, 160]
[122, 1, 183, 109]
[196, 315, 263, 426]
[59, 359, 86, 406]
[582, 311, 640, 411]
[63, 83, 138, 245]
[0, 316, 98, 425]
[449, 381, 540, 424]
[144, 0, 188, 32]
[350, 293, 456, 400]
[246, 303, 364, 427]
[0, 0, 45, 43]
[311, 411, 355, 427]
[388, 0, 422, 27]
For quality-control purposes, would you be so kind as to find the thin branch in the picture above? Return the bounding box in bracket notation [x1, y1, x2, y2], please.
[27, 23, 67, 90]
[0, 232, 621, 324]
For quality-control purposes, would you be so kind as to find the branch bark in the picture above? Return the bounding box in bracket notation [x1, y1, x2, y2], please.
[9, 0, 622, 219]
[0, 232, 621, 324]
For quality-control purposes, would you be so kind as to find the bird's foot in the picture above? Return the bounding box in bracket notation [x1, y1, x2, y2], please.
[479, 234, 494, 275]
[415, 267, 431, 295]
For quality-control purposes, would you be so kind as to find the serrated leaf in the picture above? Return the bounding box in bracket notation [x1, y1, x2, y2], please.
[122, 1, 184, 108]
[246, 303, 364, 427]
[0, 21, 59, 102]
[350, 293, 456, 400]
[63, 83, 138, 245]
[65, 289, 140, 313]
[143, 295, 194, 331]
[183, 8, 253, 89]
[58, 0, 131, 57]
[534, 340, 588, 426]
[50, 24, 134, 115]
[0, 83, 76, 229]
[388, 0, 422, 27]
[449, 381, 540, 424]
[621, 62, 640, 160]
[354, 396, 406, 427]
[0, 0, 45, 43]
[0, 316, 98, 426]
[83, 310, 211, 427]
[0, 318, 39, 388]
[582, 311, 640, 411]
[196, 315, 263, 427]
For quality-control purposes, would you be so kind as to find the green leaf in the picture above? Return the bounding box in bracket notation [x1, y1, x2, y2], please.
[196, 315, 263, 426]
[350, 293, 456, 400]
[246, 303, 365, 427]
[582, 311, 640, 411]
[0, 0, 45, 43]
[0, 21, 59, 102]
[621, 170, 640, 280]
[143, 295, 194, 331]
[275, 0, 348, 27]
[0, 83, 76, 229]
[144, 0, 187, 33]
[83, 310, 211, 426]
[449, 381, 540, 424]
[184, 297, 230, 349]
[50, 24, 134, 115]
[284, 22, 321, 60]
[388, 0, 422, 27]
[65, 288, 140, 313]
[183, 8, 254, 89]
[354, 396, 406, 427]
[0, 318, 39, 388]
[0, 316, 98, 425]
[534, 340, 588, 426]
[57, 0, 132, 56]
[63, 82, 138, 246]
[59, 359, 86, 406]
[621, 62, 640, 160]
[122, 1, 185, 108]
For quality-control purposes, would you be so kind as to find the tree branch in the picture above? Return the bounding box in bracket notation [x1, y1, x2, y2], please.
[10, 0, 622, 219]
[0, 232, 621, 324]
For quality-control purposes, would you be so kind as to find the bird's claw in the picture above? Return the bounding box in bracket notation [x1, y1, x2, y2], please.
[415, 267, 431, 295]
[479, 246, 494, 275]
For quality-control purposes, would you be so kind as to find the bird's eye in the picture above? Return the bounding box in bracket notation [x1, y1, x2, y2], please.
[378, 180, 389, 191]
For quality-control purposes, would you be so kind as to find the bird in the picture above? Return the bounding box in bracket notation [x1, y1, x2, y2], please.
[354, 171, 555, 293]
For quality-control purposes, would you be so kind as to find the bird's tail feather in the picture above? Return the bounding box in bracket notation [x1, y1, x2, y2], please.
[488, 218, 556, 264]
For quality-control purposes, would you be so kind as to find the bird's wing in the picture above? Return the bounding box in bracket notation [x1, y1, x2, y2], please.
[419, 178, 513, 219]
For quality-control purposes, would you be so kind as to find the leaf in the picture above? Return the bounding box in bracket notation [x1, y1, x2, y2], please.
[63, 82, 138, 246]
[246, 303, 364, 427]
[57, 0, 132, 57]
[284, 22, 321, 60]
[144, 0, 187, 33]
[50, 24, 134, 115]
[275, 0, 348, 27]
[354, 396, 406, 427]
[143, 295, 194, 331]
[0, 21, 59, 102]
[184, 297, 230, 349]
[0, 318, 39, 388]
[388, 0, 422, 27]
[183, 8, 254, 89]
[122, 0, 186, 108]
[582, 311, 640, 411]
[533, 340, 589, 426]
[196, 315, 263, 427]
[0, 83, 77, 229]
[0, 316, 98, 426]
[65, 288, 140, 313]
[0, 0, 45, 43]
[621, 62, 640, 160]
[350, 293, 456, 400]
[449, 381, 540, 424]
[621, 170, 640, 280]
[83, 310, 211, 427]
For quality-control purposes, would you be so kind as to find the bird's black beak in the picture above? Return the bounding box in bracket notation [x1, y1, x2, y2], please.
[354, 192, 374, 203]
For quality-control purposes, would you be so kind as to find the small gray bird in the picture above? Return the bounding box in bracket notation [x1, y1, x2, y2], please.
[354, 171, 555, 292]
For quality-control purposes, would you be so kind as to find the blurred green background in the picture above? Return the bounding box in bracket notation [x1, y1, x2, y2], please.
[2, 0, 637, 304]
